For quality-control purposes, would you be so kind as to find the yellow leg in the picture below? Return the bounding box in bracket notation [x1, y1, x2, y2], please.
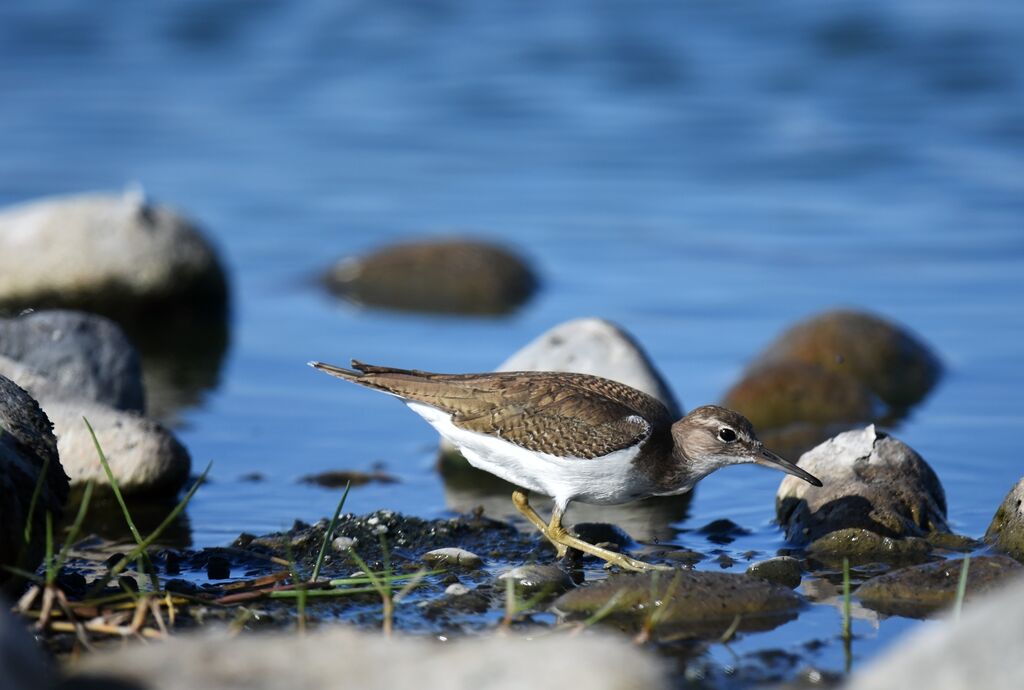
[511, 491, 669, 572]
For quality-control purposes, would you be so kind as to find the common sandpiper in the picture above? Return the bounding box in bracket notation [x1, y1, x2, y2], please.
[310, 360, 822, 571]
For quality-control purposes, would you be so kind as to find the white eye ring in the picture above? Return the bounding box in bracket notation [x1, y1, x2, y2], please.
[718, 427, 737, 443]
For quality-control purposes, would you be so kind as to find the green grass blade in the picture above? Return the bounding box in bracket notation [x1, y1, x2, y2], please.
[52, 480, 95, 573]
[83, 416, 144, 546]
[44, 512, 56, 584]
[953, 555, 970, 621]
[841, 557, 852, 641]
[22, 455, 51, 545]
[311, 481, 351, 582]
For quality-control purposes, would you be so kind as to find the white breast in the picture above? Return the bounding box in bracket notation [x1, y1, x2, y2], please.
[406, 401, 652, 509]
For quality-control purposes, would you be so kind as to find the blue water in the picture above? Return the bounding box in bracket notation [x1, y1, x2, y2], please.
[2, 0, 1023, 679]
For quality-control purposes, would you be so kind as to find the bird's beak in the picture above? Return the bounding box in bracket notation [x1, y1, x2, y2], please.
[755, 446, 822, 487]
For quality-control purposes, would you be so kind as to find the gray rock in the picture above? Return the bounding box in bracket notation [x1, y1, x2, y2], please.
[331, 536, 358, 553]
[985, 476, 1024, 563]
[0, 376, 68, 589]
[553, 569, 801, 634]
[495, 318, 680, 417]
[776, 426, 947, 550]
[0, 190, 227, 317]
[806, 528, 932, 565]
[421, 547, 484, 569]
[440, 317, 680, 460]
[0, 604, 56, 690]
[857, 555, 1022, 618]
[0, 310, 145, 412]
[498, 564, 574, 598]
[47, 399, 190, 495]
[746, 556, 803, 589]
[324, 239, 536, 316]
[66, 626, 668, 690]
[848, 574, 1024, 690]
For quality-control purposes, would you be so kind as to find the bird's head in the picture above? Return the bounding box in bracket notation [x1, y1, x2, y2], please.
[670, 405, 822, 486]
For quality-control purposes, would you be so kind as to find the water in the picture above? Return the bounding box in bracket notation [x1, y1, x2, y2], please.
[2, 0, 1024, 678]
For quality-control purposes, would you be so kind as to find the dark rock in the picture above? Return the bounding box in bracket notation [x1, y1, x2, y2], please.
[806, 528, 932, 565]
[0, 310, 145, 412]
[553, 569, 802, 633]
[0, 605, 58, 690]
[698, 519, 751, 545]
[0, 376, 68, 591]
[662, 549, 706, 566]
[300, 469, 399, 488]
[323, 239, 537, 316]
[746, 556, 803, 589]
[741, 309, 941, 411]
[572, 523, 632, 550]
[498, 564, 574, 598]
[206, 555, 231, 580]
[984, 477, 1024, 563]
[857, 555, 1022, 618]
[776, 426, 947, 551]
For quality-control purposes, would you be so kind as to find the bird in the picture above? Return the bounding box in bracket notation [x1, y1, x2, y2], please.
[309, 359, 822, 572]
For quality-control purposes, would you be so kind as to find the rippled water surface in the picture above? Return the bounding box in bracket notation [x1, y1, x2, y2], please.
[2, 0, 1023, 678]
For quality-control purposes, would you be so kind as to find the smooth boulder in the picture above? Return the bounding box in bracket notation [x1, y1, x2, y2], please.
[66, 626, 668, 690]
[48, 400, 190, 495]
[776, 426, 947, 556]
[0, 190, 227, 319]
[985, 477, 1024, 563]
[0, 310, 145, 412]
[0, 376, 68, 587]
[323, 239, 537, 315]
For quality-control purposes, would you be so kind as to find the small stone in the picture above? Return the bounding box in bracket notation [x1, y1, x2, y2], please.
[498, 564, 574, 598]
[662, 549, 706, 566]
[206, 555, 231, 580]
[807, 528, 932, 565]
[444, 583, 471, 596]
[746, 556, 803, 589]
[332, 536, 358, 553]
[776, 426, 948, 550]
[984, 476, 1024, 563]
[857, 555, 1022, 618]
[422, 547, 484, 569]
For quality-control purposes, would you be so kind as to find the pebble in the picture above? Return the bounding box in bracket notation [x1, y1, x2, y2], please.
[498, 564, 574, 598]
[332, 536, 358, 553]
[746, 556, 803, 589]
[422, 547, 484, 569]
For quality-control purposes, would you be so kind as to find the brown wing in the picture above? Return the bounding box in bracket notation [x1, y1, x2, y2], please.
[315, 361, 673, 459]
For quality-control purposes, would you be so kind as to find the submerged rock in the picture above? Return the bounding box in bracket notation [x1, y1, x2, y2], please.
[47, 399, 190, 495]
[806, 528, 932, 565]
[745, 309, 941, 410]
[984, 477, 1024, 563]
[553, 569, 801, 633]
[0, 310, 145, 412]
[847, 575, 1024, 690]
[421, 547, 484, 569]
[0, 190, 227, 321]
[857, 555, 1022, 618]
[776, 426, 947, 554]
[746, 556, 803, 589]
[67, 626, 668, 690]
[323, 239, 537, 315]
[0, 376, 68, 588]
[498, 564, 574, 598]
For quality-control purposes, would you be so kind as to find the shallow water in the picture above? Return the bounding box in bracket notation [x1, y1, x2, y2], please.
[3, 0, 1024, 679]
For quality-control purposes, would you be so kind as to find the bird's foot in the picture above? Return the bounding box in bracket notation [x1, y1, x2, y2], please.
[546, 526, 670, 573]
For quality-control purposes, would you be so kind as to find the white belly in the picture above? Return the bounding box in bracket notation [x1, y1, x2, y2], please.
[407, 401, 651, 507]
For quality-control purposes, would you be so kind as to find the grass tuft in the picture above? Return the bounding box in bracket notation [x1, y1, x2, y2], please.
[953, 555, 970, 621]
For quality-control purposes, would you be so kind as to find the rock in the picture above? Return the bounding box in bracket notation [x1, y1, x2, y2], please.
[0, 376, 68, 589]
[741, 309, 941, 411]
[985, 477, 1024, 563]
[331, 536, 358, 553]
[46, 399, 190, 495]
[776, 426, 948, 551]
[498, 564, 574, 598]
[66, 626, 669, 690]
[746, 556, 803, 589]
[0, 190, 227, 320]
[0, 604, 57, 690]
[806, 528, 932, 565]
[421, 547, 484, 569]
[494, 318, 680, 417]
[857, 555, 1023, 618]
[323, 239, 537, 315]
[847, 575, 1024, 690]
[553, 569, 801, 633]
[722, 360, 879, 434]
[0, 310, 145, 412]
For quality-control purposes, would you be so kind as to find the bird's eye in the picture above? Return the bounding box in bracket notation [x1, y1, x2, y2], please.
[718, 428, 737, 443]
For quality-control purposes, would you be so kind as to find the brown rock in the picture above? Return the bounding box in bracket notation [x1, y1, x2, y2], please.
[984, 477, 1024, 563]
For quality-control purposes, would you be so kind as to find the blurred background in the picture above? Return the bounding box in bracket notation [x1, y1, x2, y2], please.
[1, 0, 1023, 662]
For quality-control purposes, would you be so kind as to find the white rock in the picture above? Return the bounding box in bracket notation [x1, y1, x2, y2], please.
[67, 627, 668, 690]
[422, 547, 484, 569]
[847, 576, 1024, 690]
[0, 190, 225, 310]
[45, 399, 190, 495]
